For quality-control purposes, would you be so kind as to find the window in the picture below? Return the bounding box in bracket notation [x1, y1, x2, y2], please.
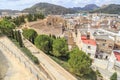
[103, 43, 106, 46]
[105, 56, 108, 59]
[115, 46, 118, 49]
[100, 51, 104, 53]
[95, 55, 98, 58]
[88, 46, 91, 49]
[109, 45, 112, 48]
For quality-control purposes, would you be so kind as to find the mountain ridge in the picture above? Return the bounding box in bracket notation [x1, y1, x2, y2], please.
[23, 2, 76, 15]
[71, 4, 99, 12]
[0, 3, 120, 15]
[90, 4, 120, 14]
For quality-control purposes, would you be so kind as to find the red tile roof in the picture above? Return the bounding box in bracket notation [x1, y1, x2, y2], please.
[81, 35, 87, 40]
[81, 36, 96, 46]
[114, 51, 120, 61]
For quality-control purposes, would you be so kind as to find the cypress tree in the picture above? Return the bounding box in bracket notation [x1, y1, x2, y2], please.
[11, 29, 15, 39]
[18, 30, 23, 47]
[14, 30, 19, 42]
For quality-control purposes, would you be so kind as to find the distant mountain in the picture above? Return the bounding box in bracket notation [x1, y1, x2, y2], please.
[83, 4, 99, 11]
[90, 4, 120, 14]
[71, 4, 99, 12]
[23, 3, 75, 15]
[1, 3, 119, 15]
[0, 9, 20, 15]
[70, 7, 82, 12]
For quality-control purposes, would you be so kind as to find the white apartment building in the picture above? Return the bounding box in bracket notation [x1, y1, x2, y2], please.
[81, 35, 97, 59]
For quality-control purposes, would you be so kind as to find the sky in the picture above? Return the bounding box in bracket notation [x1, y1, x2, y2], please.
[0, 0, 120, 10]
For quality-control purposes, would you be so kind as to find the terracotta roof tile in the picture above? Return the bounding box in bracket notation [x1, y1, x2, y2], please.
[81, 36, 96, 46]
[114, 51, 120, 61]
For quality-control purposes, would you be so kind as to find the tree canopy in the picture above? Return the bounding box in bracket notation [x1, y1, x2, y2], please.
[52, 38, 68, 57]
[12, 15, 25, 26]
[0, 19, 15, 29]
[34, 35, 52, 54]
[26, 13, 45, 22]
[0, 19, 15, 36]
[12, 13, 45, 26]
[23, 29, 38, 44]
[68, 47, 92, 77]
[110, 72, 117, 80]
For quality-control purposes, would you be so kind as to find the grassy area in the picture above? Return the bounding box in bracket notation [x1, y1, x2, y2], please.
[49, 55, 97, 80]
[10, 38, 39, 65]
[49, 55, 70, 71]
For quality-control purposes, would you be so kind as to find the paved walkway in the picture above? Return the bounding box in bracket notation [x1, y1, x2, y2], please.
[0, 36, 48, 80]
[23, 39, 77, 80]
[0, 37, 34, 80]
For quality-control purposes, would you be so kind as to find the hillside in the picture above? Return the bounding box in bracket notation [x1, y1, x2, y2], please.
[1, 3, 119, 15]
[23, 3, 75, 15]
[71, 4, 99, 12]
[90, 4, 120, 14]
[83, 4, 99, 11]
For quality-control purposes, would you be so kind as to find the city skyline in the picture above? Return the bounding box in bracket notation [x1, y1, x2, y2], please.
[0, 0, 120, 10]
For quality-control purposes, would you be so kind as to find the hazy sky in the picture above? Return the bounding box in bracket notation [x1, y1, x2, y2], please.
[0, 0, 120, 10]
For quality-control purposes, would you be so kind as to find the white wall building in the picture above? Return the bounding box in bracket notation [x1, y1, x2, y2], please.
[109, 50, 120, 71]
[81, 35, 97, 59]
